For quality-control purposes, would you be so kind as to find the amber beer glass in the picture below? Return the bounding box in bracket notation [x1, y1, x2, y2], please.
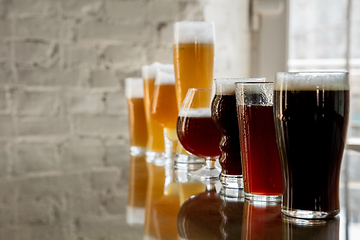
[177, 88, 221, 180]
[125, 78, 148, 156]
[274, 72, 349, 219]
[150, 67, 179, 161]
[141, 62, 168, 163]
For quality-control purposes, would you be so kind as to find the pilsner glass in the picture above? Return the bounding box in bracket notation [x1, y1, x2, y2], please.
[141, 62, 168, 163]
[177, 88, 221, 181]
[212, 78, 265, 189]
[125, 78, 148, 156]
[150, 67, 179, 162]
[173, 21, 215, 166]
[235, 82, 282, 202]
[274, 72, 349, 219]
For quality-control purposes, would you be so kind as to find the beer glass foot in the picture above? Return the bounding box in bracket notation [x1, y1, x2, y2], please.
[220, 174, 243, 189]
[219, 187, 244, 200]
[281, 207, 340, 219]
[145, 151, 165, 165]
[130, 146, 147, 156]
[244, 192, 282, 202]
[187, 165, 221, 182]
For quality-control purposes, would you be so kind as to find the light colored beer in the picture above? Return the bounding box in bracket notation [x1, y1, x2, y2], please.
[151, 71, 178, 129]
[142, 63, 166, 153]
[173, 21, 215, 108]
[125, 78, 148, 148]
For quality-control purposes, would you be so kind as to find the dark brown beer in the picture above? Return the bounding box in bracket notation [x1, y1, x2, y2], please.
[274, 89, 349, 213]
[212, 94, 242, 175]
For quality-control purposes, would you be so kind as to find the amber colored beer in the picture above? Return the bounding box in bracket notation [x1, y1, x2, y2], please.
[151, 84, 178, 129]
[177, 109, 221, 159]
[142, 63, 165, 153]
[127, 98, 148, 148]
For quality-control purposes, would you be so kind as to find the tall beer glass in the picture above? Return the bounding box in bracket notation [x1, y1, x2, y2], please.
[236, 82, 282, 202]
[151, 67, 178, 161]
[125, 78, 148, 156]
[141, 62, 167, 163]
[177, 88, 221, 181]
[173, 21, 215, 166]
[274, 72, 349, 219]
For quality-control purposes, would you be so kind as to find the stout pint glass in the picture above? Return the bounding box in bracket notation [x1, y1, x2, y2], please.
[274, 72, 349, 219]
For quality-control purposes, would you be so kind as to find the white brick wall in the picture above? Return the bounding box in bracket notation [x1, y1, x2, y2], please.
[0, 0, 251, 239]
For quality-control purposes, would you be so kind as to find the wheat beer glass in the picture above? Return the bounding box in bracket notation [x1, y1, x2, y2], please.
[151, 67, 179, 161]
[236, 82, 282, 202]
[177, 88, 221, 181]
[141, 62, 168, 163]
[274, 72, 349, 219]
[173, 21, 215, 166]
[125, 78, 148, 156]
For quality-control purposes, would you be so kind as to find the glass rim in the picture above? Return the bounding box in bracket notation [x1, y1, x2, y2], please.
[276, 71, 348, 76]
[186, 87, 214, 92]
[235, 81, 273, 85]
[214, 77, 266, 82]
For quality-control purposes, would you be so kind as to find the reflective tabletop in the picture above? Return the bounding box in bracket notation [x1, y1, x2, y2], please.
[0, 148, 359, 240]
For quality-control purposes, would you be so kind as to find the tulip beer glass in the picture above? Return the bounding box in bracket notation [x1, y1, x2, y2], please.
[177, 88, 221, 181]
[236, 82, 282, 202]
[274, 72, 349, 219]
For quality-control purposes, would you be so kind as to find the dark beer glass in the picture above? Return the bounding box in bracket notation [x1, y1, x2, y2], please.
[212, 78, 265, 189]
[236, 82, 282, 202]
[274, 72, 349, 219]
[177, 88, 222, 181]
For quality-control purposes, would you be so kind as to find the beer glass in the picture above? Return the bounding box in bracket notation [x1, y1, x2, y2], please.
[212, 78, 265, 189]
[141, 62, 168, 163]
[173, 21, 215, 166]
[177, 88, 221, 181]
[236, 82, 282, 202]
[150, 66, 178, 162]
[125, 78, 148, 156]
[274, 72, 349, 219]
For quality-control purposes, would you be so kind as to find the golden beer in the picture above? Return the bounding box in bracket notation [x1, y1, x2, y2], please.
[142, 63, 165, 153]
[173, 21, 215, 108]
[173, 43, 214, 108]
[125, 78, 148, 154]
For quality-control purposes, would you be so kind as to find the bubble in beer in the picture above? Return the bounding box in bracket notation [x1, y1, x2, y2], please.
[173, 21, 215, 44]
[178, 108, 211, 118]
[275, 72, 349, 91]
[125, 78, 144, 99]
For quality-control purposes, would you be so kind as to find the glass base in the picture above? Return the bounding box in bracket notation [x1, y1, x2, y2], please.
[220, 187, 244, 201]
[281, 207, 340, 219]
[244, 191, 282, 202]
[130, 146, 146, 156]
[220, 173, 243, 189]
[145, 151, 165, 165]
[187, 165, 221, 182]
[174, 162, 204, 182]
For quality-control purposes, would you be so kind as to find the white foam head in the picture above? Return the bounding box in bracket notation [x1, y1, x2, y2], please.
[178, 108, 211, 118]
[215, 78, 266, 95]
[141, 62, 174, 80]
[174, 21, 215, 44]
[275, 72, 349, 91]
[155, 68, 175, 86]
[125, 78, 144, 99]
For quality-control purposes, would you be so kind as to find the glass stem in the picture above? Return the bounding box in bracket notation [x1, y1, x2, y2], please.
[164, 128, 178, 160]
[205, 158, 216, 170]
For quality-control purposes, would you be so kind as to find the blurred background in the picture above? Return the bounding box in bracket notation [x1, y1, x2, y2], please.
[0, 0, 359, 239]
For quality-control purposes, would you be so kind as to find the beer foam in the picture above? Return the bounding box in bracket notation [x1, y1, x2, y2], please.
[274, 72, 349, 91]
[215, 78, 266, 95]
[155, 69, 175, 86]
[125, 78, 144, 99]
[141, 62, 173, 80]
[178, 108, 211, 118]
[174, 21, 215, 44]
